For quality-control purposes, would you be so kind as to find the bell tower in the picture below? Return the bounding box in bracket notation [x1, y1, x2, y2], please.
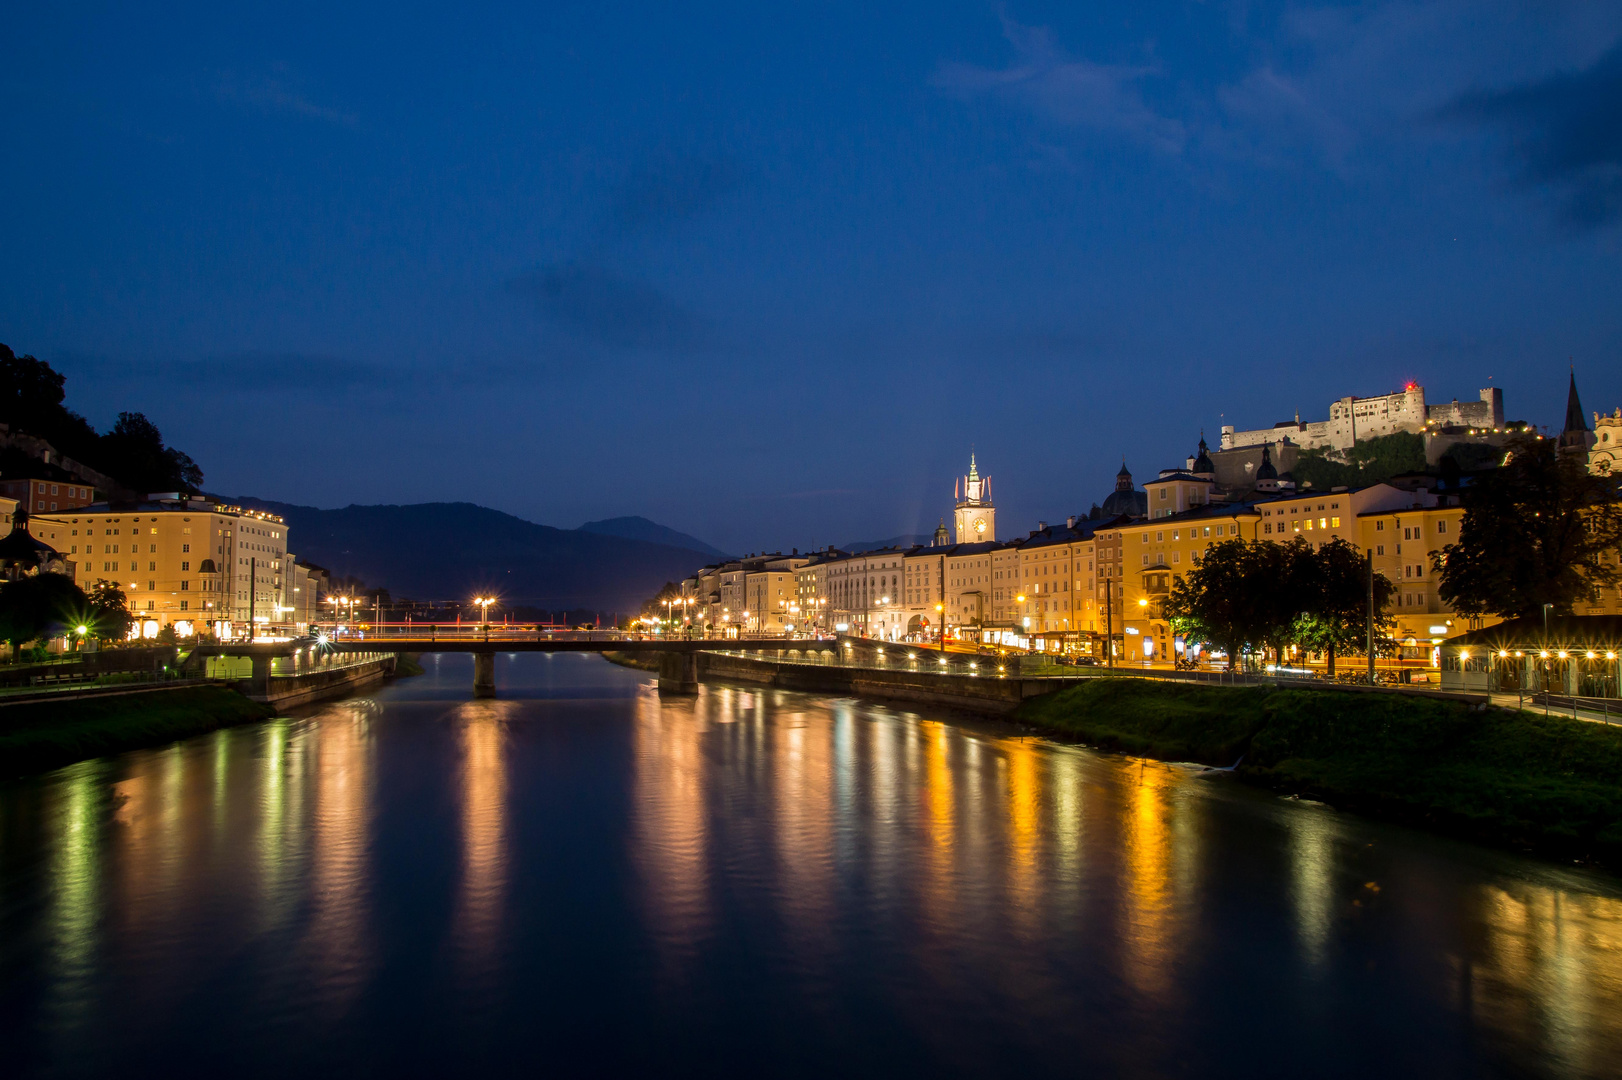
[953, 452, 995, 543]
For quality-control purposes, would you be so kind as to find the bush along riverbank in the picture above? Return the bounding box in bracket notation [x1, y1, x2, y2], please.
[1016, 679, 1622, 868]
[0, 686, 276, 777]
[392, 653, 427, 678]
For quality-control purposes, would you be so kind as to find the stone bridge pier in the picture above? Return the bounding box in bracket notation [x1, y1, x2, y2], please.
[658, 651, 699, 694]
[473, 651, 497, 698]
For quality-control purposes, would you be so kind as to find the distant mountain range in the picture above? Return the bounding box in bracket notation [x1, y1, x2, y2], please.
[839, 533, 934, 553]
[229, 498, 717, 613]
[578, 515, 732, 560]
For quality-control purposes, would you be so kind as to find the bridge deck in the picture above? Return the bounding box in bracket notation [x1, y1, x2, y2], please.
[189, 635, 837, 656]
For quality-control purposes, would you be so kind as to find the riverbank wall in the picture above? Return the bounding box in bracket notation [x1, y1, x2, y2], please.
[695, 652, 1069, 715]
[258, 656, 395, 709]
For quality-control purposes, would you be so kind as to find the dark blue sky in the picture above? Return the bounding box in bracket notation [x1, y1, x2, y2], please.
[4, 1, 1620, 553]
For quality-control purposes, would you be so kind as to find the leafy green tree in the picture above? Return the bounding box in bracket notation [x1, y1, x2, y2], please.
[1165, 540, 1261, 670]
[1434, 434, 1622, 618]
[0, 574, 89, 650]
[1292, 538, 1396, 677]
[86, 580, 133, 642]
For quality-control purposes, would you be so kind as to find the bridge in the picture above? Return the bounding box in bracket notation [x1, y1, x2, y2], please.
[187, 631, 840, 697]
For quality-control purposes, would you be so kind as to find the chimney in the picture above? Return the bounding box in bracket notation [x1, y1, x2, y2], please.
[1065, 516, 1076, 529]
[1038, 521, 1048, 531]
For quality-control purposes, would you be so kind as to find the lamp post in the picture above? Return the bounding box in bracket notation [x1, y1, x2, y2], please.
[475, 597, 494, 641]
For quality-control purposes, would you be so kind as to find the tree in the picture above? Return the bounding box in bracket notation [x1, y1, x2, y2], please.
[86, 580, 133, 642]
[1292, 538, 1395, 677]
[1434, 434, 1622, 618]
[0, 574, 89, 649]
[0, 345, 103, 462]
[98, 412, 204, 493]
[1165, 540, 1258, 670]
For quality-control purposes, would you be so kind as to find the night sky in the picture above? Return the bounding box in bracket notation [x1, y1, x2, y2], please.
[4, 2, 1620, 554]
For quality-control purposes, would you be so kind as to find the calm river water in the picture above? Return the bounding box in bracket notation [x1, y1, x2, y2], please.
[4, 654, 1622, 1078]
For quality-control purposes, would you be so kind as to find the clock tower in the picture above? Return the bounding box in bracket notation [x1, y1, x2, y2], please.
[953, 452, 995, 543]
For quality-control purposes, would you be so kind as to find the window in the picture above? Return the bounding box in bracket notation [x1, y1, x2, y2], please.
[1437, 520, 1448, 534]
[149, 544, 156, 553]
[1331, 516, 1341, 528]
[1377, 521, 1385, 531]
[182, 543, 190, 553]
[149, 561, 156, 571]
[180, 580, 189, 591]
[181, 561, 190, 572]
[1377, 545, 1385, 556]
[180, 600, 189, 611]
[147, 581, 155, 591]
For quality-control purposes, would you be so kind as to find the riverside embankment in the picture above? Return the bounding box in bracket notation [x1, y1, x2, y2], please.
[0, 652, 420, 777]
[625, 648, 1622, 868]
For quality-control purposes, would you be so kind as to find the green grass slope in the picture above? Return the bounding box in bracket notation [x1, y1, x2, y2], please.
[1017, 679, 1622, 866]
[0, 686, 275, 777]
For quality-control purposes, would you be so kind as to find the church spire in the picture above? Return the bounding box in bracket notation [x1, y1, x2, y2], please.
[967, 451, 980, 484]
[1559, 367, 1596, 455]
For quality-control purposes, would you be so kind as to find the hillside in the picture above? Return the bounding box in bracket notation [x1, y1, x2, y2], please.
[579, 515, 731, 560]
[231, 499, 712, 613]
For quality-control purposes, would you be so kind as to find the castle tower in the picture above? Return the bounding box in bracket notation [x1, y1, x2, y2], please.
[953, 452, 995, 542]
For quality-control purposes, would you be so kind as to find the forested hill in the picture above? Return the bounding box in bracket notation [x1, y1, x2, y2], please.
[232, 498, 713, 613]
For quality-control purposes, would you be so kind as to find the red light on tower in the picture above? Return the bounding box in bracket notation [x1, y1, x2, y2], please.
[1404, 381, 1417, 391]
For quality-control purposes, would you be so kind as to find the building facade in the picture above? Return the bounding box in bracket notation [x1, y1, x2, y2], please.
[40, 498, 292, 638]
[1220, 384, 1504, 453]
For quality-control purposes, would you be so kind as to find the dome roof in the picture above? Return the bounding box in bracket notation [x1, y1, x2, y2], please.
[0, 510, 61, 573]
[1099, 487, 1147, 518]
[1256, 444, 1278, 481]
[1192, 433, 1214, 474]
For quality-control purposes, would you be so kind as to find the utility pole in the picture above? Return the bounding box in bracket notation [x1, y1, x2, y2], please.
[939, 554, 947, 656]
[1105, 568, 1115, 670]
[1366, 550, 1375, 684]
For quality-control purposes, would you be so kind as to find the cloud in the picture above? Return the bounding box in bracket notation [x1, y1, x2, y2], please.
[932, 17, 1185, 153]
[215, 64, 357, 126]
[507, 261, 705, 350]
[1441, 39, 1622, 227]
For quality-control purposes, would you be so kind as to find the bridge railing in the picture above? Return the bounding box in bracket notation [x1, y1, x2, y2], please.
[317, 627, 834, 646]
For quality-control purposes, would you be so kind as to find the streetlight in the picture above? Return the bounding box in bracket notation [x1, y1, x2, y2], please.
[474, 596, 495, 640]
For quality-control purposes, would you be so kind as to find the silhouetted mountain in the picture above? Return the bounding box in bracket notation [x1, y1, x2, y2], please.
[839, 534, 932, 553]
[230, 498, 712, 612]
[578, 515, 731, 560]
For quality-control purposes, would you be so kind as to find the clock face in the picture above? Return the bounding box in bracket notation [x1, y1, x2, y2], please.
[974, 519, 986, 534]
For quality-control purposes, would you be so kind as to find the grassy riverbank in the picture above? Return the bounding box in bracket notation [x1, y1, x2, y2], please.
[0, 686, 276, 777]
[1017, 679, 1622, 867]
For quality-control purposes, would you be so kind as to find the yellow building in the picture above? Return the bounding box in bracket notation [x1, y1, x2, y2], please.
[40, 497, 292, 638]
[1111, 505, 1263, 664]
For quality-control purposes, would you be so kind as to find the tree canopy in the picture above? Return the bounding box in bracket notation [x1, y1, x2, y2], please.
[0, 344, 204, 494]
[1434, 434, 1622, 618]
[0, 574, 89, 649]
[1166, 536, 1394, 672]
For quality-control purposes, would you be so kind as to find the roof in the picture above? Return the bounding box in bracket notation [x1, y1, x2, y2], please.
[1446, 615, 1622, 651]
[1120, 502, 1260, 527]
[0, 512, 60, 566]
[1147, 471, 1212, 484]
[1564, 371, 1590, 436]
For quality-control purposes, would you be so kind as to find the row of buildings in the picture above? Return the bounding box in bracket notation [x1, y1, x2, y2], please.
[671, 376, 1622, 665]
[1, 476, 329, 639]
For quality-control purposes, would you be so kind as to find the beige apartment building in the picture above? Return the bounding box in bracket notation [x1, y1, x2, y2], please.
[40, 497, 294, 639]
[744, 555, 808, 632]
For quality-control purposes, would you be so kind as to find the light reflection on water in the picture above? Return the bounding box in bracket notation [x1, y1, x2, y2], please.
[2, 652, 1622, 1078]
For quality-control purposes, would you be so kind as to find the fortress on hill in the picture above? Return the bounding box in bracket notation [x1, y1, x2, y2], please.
[1219, 383, 1505, 453]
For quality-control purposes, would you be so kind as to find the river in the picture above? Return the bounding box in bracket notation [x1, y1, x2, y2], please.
[3, 653, 1621, 1078]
